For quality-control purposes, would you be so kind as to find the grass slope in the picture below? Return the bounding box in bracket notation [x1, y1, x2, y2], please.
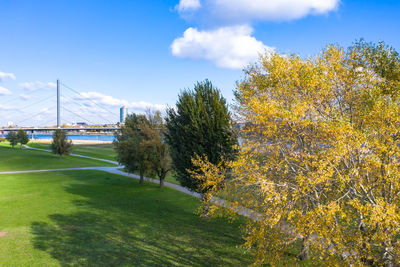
[28, 142, 117, 161]
[0, 170, 252, 266]
[0, 145, 116, 171]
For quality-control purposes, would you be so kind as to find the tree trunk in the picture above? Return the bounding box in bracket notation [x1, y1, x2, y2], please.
[159, 177, 164, 188]
[299, 236, 310, 261]
[139, 171, 144, 184]
[382, 240, 395, 267]
[201, 193, 210, 218]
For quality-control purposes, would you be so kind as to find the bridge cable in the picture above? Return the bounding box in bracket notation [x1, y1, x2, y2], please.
[60, 93, 115, 124]
[60, 82, 120, 117]
[0, 86, 55, 106]
[14, 104, 57, 126]
[17, 94, 56, 113]
[61, 106, 96, 125]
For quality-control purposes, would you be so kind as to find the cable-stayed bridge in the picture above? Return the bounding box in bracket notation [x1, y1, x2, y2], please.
[0, 80, 121, 134]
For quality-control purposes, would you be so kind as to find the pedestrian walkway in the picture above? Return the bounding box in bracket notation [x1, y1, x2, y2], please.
[16, 145, 202, 199]
[2, 145, 259, 220]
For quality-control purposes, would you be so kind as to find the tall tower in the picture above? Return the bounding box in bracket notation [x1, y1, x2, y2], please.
[57, 79, 60, 128]
[120, 106, 127, 123]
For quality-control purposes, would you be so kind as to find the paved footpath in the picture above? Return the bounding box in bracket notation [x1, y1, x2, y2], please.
[0, 145, 201, 199]
[0, 146, 260, 220]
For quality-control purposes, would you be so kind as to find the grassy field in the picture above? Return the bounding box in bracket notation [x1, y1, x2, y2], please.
[27, 142, 117, 161]
[123, 169, 180, 185]
[27, 142, 181, 184]
[0, 143, 255, 266]
[0, 170, 252, 266]
[0, 144, 116, 171]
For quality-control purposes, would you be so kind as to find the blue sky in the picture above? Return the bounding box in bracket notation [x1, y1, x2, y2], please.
[0, 0, 399, 126]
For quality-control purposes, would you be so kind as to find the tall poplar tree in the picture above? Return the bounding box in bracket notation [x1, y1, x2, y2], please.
[165, 80, 236, 193]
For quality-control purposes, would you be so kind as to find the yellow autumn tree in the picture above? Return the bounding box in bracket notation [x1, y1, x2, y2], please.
[191, 41, 400, 265]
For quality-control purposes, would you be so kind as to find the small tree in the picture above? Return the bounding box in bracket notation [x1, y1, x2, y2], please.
[165, 80, 236, 194]
[141, 111, 172, 187]
[51, 129, 72, 158]
[114, 113, 151, 184]
[17, 130, 29, 149]
[6, 131, 18, 148]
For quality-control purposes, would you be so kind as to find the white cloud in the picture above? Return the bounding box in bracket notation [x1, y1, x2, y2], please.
[128, 101, 167, 111]
[19, 94, 31, 100]
[40, 107, 51, 114]
[171, 25, 273, 69]
[0, 104, 13, 111]
[171, 0, 339, 68]
[0, 86, 12, 96]
[74, 91, 166, 112]
[0, 71, 16, 82]
[34, 115, 44, 121]
[176, 0, 201, 12]
[19, 81, 57, 91]
[210, 0, 340, 21]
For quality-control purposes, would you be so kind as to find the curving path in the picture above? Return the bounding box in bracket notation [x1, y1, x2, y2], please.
[2, 145, 341, 256]
[1, 145, 265, 221]
[0, 145, 202, 199]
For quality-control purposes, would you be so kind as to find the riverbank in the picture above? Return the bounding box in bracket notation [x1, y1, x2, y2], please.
[31, 139, 113, 145]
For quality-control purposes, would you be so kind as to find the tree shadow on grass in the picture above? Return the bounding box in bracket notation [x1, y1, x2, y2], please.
[31, 171, 251, 266]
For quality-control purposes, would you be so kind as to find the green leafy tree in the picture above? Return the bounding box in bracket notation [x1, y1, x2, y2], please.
[51, 129, 72, 158]
[141, 111, 172, 188]
[17, 129, 29, 149]
[6, 131, 18, 148]
[114, 113, 152, 184]
[165, 79, 236, 193]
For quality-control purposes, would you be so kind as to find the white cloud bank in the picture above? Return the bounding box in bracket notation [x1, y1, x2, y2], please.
[171, 25, 273, 69]
[176, 0, 201, 12]
[210, 0, 339, 21]
[74, 92, 166, 112]
[0, 104, 13, 111]
[0, 86, 12, 96]
[0, 71, 16, 82]
[19, 81, 57, 91]
[172, 0, 340, 68]
[19, 94, 31, 100]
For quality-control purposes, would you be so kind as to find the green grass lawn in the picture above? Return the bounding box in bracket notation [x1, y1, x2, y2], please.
[0, 141, 253, 266]
[0, 140, 310, 265]
[26, 142, 184, 185]
[27, 142, 117, 161]
[120, 169, 180, 185]
[0, 144, 116, 171]
[0, 170, 252, 266]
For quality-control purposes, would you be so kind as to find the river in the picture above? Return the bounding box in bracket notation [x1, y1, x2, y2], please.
[1, 134, 115, 142]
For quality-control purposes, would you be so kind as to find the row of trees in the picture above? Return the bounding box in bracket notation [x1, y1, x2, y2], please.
[4, 128, 72, 159]
[115, 40, 400, 265]
[6, 130, 29, 148]
[113, 80, 236, 189]
[114, 111, 171, 187]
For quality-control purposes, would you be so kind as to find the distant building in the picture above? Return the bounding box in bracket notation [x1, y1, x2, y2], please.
[120, 106, 128, 123]
[76, 122, 87, 127]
